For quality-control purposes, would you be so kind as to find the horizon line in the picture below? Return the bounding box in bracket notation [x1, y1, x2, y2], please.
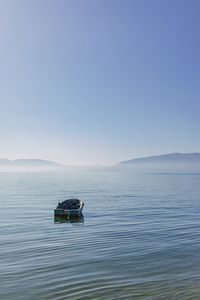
[1, 152, 200, 167]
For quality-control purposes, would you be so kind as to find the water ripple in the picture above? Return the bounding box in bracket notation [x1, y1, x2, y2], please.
[0, 171, 200, 299]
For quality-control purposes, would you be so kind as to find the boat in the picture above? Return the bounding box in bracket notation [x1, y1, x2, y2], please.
[54, 198, 84, 217]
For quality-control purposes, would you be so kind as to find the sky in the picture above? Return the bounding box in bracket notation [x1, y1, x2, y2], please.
[0, 0, 200, 166]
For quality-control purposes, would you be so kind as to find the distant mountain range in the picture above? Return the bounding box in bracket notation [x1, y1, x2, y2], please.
[0, 159, 67, 170]
[119, 153, 200, 165]
[118, 153, 200, 172]
[1, 153, 200, 171]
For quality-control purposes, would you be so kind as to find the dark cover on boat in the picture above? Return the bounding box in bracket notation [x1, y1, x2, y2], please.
[57, 198, 81, 209]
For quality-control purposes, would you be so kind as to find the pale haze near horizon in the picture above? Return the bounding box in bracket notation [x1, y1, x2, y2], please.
[0, 0, 200, 166]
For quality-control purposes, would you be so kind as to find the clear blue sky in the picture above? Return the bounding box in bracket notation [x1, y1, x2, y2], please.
[0, 0, 200, 165]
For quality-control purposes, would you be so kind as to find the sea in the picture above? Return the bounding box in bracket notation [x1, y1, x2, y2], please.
[0, 169, 200, 300]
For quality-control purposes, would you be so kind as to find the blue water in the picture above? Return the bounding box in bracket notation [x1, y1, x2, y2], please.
[0, 170, 200, 299]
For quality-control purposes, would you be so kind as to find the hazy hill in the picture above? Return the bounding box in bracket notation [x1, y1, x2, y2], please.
[118, 153, 200, 173]
[120, 153, 200, 165]
[0, 159, 67, 171]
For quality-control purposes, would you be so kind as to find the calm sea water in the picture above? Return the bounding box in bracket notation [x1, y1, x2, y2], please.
[0, 170, 200, 300]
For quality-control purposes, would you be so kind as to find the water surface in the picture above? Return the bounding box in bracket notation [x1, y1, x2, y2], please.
[0, 170, 200, 299]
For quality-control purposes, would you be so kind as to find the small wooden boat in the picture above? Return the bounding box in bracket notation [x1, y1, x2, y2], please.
[54, 198, 84, 217]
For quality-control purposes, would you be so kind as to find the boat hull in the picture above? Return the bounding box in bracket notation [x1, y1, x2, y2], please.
[54, 207, 83, 217]
[54, 214, 84, 223]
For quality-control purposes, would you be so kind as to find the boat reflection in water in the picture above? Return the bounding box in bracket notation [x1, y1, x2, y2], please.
[54, 214, 84, 224]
